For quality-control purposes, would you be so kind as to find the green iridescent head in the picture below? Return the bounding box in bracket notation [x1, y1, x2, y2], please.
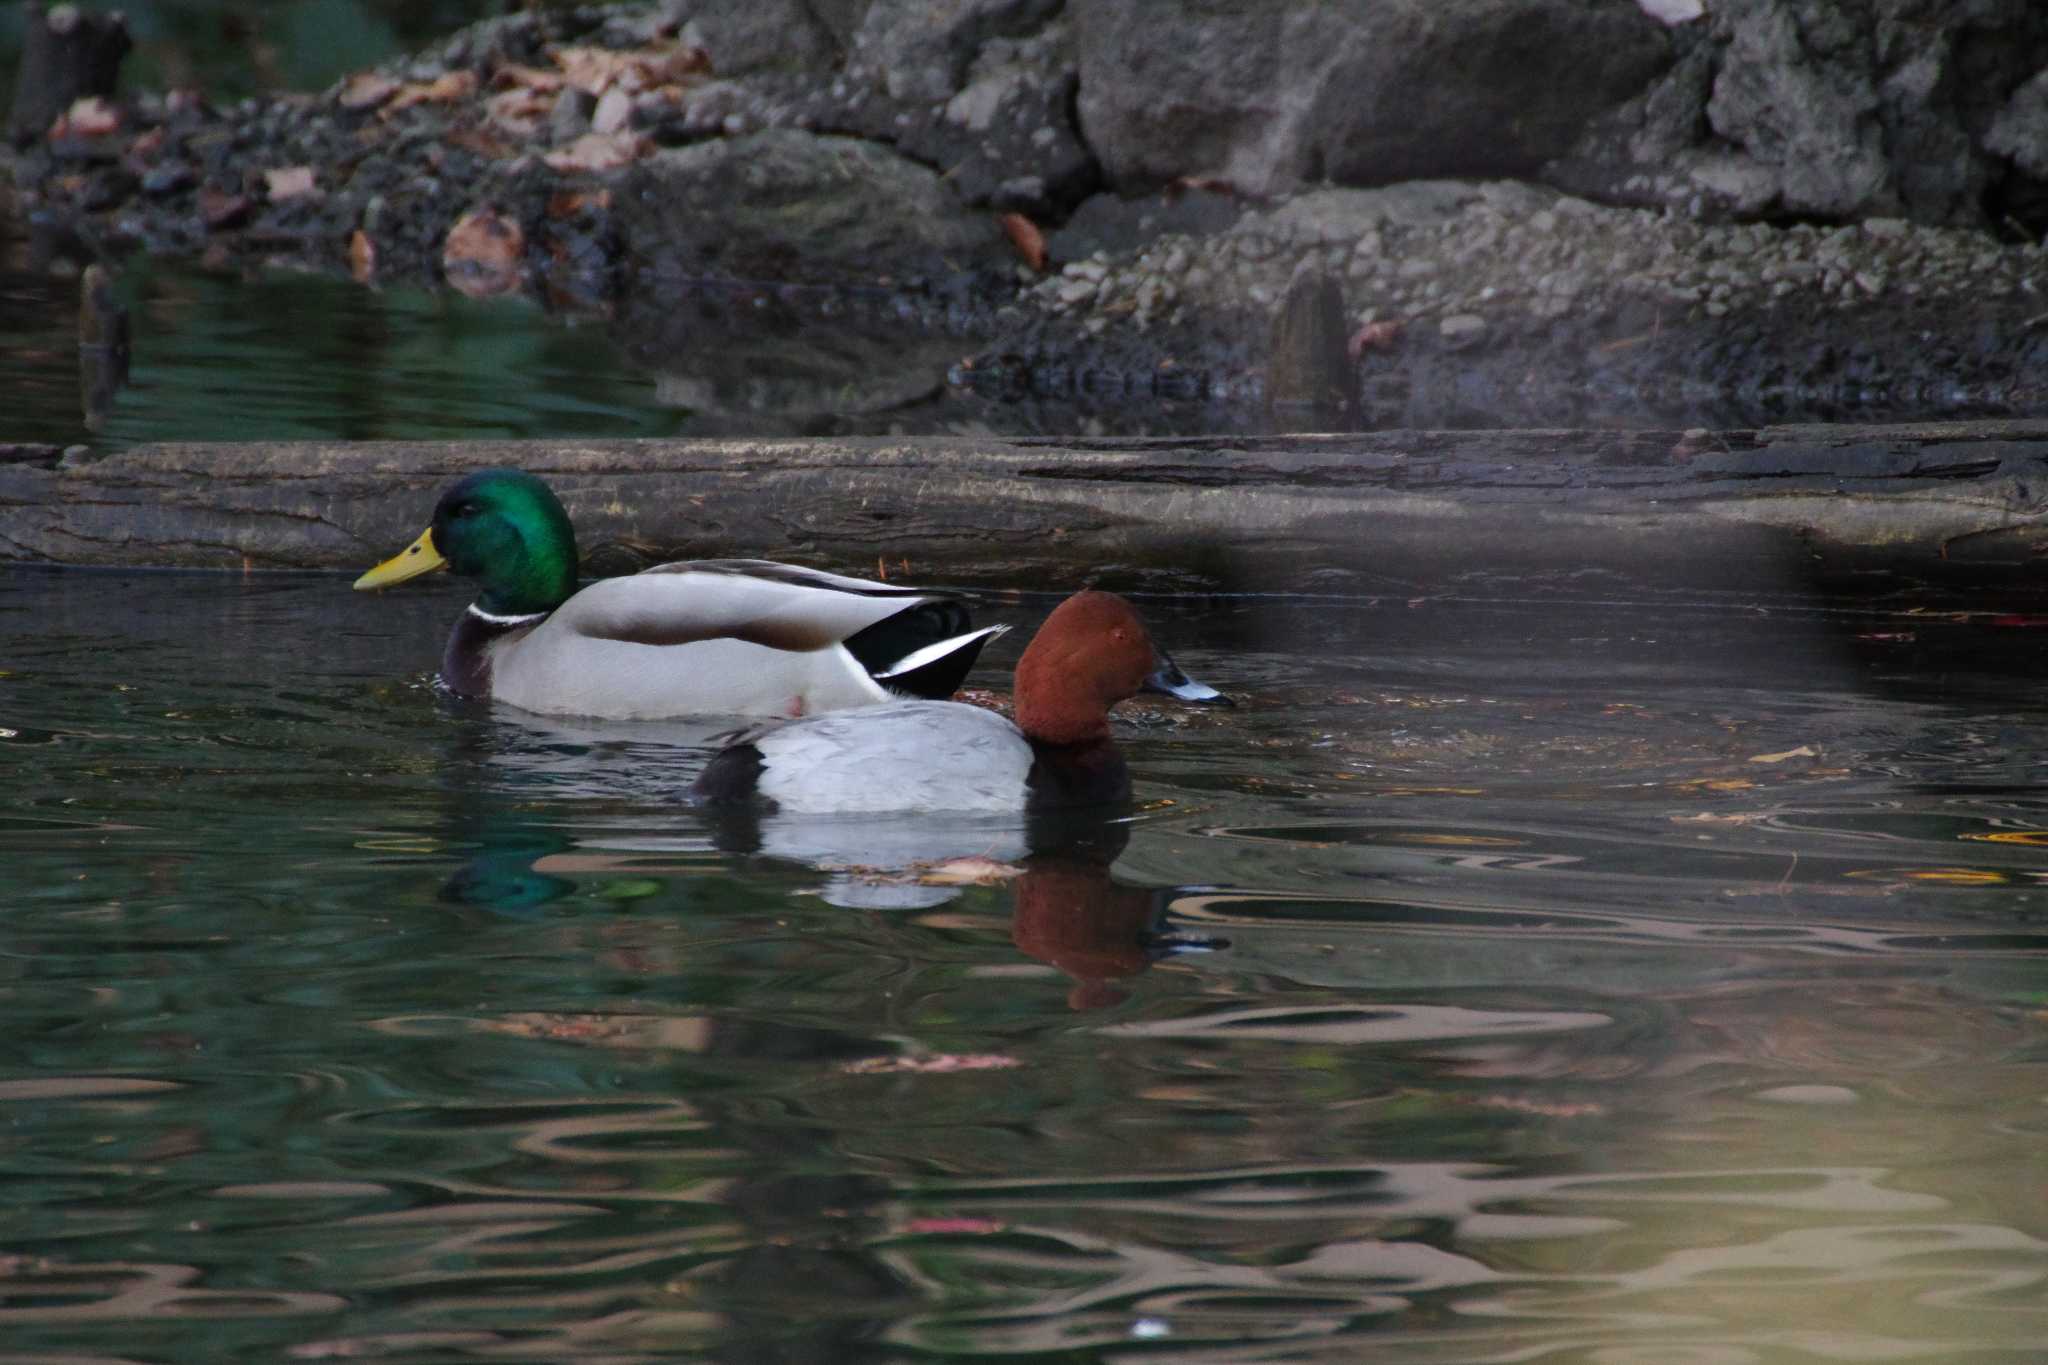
[354, 468, 579, 617]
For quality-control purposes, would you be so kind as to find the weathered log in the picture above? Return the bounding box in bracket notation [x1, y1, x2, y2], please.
[3, 426, 2048, 593]
[7, 3, 131, 149]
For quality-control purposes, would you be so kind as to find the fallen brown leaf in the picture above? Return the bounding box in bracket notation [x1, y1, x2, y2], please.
[337, 71, 400, 111]
[552, 43, 709, 98]
[386, 69, 479, 114]
[445, 125, 513, 159]
[542, 130, 648, 174]
[492, 63, 566, 94]
[1347, 318, 1404, 359]
[998, 211, 1047, 271]
[485, 87, 555, 137]
[50, 96, 121, 139]
[545, 187, 612, 219]
[442, 208, 526, 297]
[348, 229, 377, 283]
[124, 126, 167, 167]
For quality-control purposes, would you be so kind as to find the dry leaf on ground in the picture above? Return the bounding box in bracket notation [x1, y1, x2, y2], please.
[336, 72, 400, 110]
[485, 87, 555, 136]
[546, 187, 612, 219]
[386, 69, 479, 114]
[553, 43, 711, 97]
[542, 130, 649, 173]
[50, 96, 121, 138]
[492, 63, 566, 94]
[1348, 318, 1404, 359]
[348, 230, 377, 283]
[442, 208, 526, 297]
[998, 212, 1047, 271]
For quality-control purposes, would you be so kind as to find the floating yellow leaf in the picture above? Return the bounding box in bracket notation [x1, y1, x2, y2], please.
[916, 856, 1025, 887]
[1847, 866, 2010, 886]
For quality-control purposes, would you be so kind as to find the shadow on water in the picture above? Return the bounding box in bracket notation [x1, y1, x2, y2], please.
[9, 568, 2048, 1358]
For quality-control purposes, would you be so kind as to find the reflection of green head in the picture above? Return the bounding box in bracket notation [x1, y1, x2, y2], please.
[431, 469, 580, 617]
[439, 827, 575, 918]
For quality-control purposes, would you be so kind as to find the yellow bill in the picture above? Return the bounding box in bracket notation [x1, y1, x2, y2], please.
[353, 527, 447, 590]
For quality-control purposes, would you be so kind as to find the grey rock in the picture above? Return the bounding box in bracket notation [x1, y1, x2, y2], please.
[1056, 277, 1098, 307]
[612, 129, 1010, 286]
[1439, 314, 1488, 349]
[548, 87, 595, 145]
[673, 0, 846, 77]
[1705, 1, 1889, 216]
[1073, 0, 1670, 197]
[853, 0, 1064, 104]
[794, 9, 1095, 218]
[1248, 183, 1492, 244]
[1570, 0, 2048, 227]
[1987, 70, 2048, 179]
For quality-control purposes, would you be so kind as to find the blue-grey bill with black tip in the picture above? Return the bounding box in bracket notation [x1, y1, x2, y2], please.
[1144, 651, 1231, 705]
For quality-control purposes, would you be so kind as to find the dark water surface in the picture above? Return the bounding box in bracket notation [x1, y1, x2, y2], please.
[7, 567, 2048, 1360]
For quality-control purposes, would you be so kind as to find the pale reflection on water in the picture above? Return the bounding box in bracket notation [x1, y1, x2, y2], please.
[4, 568, 2048, 1360]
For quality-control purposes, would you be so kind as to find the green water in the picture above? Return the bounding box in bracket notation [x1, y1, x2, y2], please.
[7, 566, 2048, 1360]
[0, 1, 508, 112]
[2, 257, 712, 450]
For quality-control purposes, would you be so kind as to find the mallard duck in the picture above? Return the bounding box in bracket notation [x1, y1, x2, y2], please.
[353, 468, 1005, 719]
[690, 589, 1228, 813]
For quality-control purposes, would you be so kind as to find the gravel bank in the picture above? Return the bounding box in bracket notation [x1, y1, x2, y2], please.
[978, 180, 2048, 427]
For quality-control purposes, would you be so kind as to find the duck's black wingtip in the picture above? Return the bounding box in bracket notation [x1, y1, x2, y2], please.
[873, 625, 1009, 700]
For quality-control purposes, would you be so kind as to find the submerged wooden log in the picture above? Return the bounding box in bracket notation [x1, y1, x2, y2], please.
[3, 425, 2048, 592]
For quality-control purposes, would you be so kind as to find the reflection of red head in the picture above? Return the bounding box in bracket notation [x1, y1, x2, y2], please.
[1011, 858, 1157, 1011]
